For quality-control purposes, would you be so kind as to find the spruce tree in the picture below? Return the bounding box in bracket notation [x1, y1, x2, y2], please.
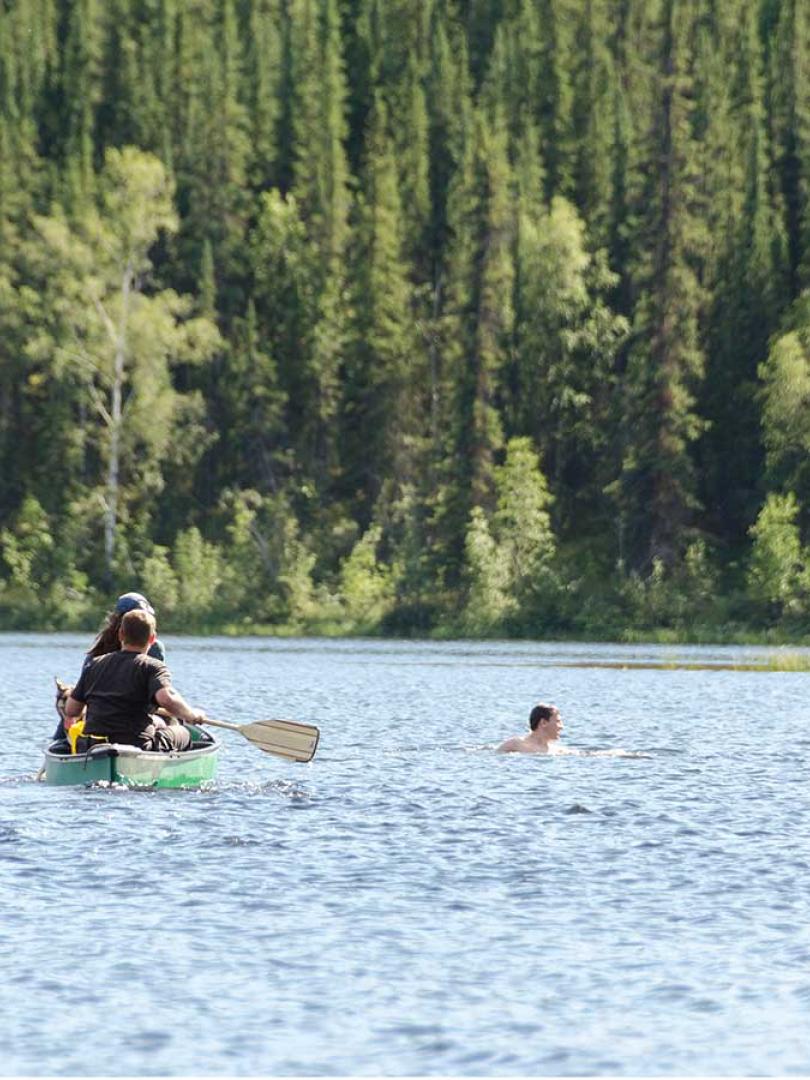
[618, 0, 707, 572]
[699, 0, 789, 542]
[435, 106, 515, 581]
[281, 0, 353, 506]
[60, 0, 105, 198]
[571, 0, 616, 246]
[341, 96, 421, 525]
[173, 0, 251, 315]
[290, 0, 351, 262]
[765, 0, 810, 294]
[535, 0, 576, 199]
[244, 0, 283, 190]
[212, 297, 288, 497]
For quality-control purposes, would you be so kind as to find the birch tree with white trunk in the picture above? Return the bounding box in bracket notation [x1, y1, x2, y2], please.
[25, 147, 221, 578]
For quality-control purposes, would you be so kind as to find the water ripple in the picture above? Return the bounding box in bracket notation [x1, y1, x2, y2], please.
[3, 634, 810, 1075]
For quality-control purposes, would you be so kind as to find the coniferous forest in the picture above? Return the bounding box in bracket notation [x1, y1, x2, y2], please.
[2, 0, 810, 640]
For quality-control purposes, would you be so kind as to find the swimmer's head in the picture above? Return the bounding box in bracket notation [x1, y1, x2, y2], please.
[529, 703, 562, 737]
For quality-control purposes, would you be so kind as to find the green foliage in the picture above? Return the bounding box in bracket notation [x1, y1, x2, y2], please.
[461, 437, 558, 634]
[0, 494, 53, 599]
[747, 492, 809, 615]
[214, 488, 322, 628]
[22, 147, 221, 578]
[139, 545, 180, 617]
[341, 95, 421, 523]
[492, 437, 556, 609]
[435, 106, 515, 580]
[512, 195, 628, 529]
[698, 0, 789, 540]
[461, 505, 514, 633]
[1, 2, 810, 642]
[616, 0, 709, 573]
[0, 495, 92, 628]
[339, 524, 397, 628]
[623, 541, 723, 632]
[759, 322, 810, 503]
[173, 526, 226, 622]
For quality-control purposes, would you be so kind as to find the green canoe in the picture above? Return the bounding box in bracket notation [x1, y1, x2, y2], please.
[42, 725, 220, 789]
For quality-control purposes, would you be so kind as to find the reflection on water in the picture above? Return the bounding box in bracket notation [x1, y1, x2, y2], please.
[2, 632, 810, 1076]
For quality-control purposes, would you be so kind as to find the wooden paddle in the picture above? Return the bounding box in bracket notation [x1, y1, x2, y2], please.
[202, 717, 320, 763]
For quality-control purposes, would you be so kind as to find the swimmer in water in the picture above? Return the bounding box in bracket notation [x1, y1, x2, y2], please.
[497, 703, 563, 754]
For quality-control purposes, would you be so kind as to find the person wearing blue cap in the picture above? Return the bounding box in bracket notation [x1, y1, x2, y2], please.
[52, 591, 167, 739]
[102, 593, 166, 662]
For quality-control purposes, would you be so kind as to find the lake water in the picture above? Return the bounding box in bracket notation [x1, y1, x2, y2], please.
[2, 633, 810, 1076]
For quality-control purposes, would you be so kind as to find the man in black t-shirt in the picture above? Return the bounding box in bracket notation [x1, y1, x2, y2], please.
[63, 609, 207, 751]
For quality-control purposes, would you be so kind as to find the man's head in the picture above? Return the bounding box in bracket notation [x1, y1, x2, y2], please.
[529, 703, 562, 737]
[119, 608, 157, 650]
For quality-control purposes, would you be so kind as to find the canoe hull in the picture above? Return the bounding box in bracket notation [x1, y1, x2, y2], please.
[43, 726, 219, 789]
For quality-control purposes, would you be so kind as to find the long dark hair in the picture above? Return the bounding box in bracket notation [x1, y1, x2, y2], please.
[87, 611, 124, 659]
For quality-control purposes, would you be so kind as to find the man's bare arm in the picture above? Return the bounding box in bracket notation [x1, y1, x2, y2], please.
[154, 686, 206, 725]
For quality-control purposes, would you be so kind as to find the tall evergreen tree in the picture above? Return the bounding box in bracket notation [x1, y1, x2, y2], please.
[617, 0, 707, 572]
[435, 107, 515, 580]
[765, 0, 810, 293]
[282, 0, 353, 505]
[425, 9, 471, 267]
[172, 0, 251, 315]
[341, 97, 421, 525]
[60, 0, 105, 198]
[535, 0, 576, 199]
[243, 0, 284, 190]
[699, 0, 789, 542]
[290, 0, 351, 261]
[571, 0, 616, 245]
[211, 297, 288, 496]
[351, 0, 432, 269]
[479, 0, 544, 175]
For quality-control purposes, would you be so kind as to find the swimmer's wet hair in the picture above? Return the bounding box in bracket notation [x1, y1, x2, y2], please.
[529, 703, 556, 731]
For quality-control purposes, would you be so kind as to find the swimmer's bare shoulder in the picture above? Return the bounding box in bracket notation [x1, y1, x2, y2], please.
[497, 736, 527, 753]
[497, 735, 551, 754]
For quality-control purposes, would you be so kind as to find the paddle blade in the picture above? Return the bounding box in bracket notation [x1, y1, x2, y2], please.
[239, 719, 319, 763]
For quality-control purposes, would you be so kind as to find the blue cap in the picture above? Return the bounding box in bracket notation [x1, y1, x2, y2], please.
[115, 592, 155, 616]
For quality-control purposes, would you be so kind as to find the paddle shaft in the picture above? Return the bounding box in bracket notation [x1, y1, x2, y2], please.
[202, 718, 241, 733]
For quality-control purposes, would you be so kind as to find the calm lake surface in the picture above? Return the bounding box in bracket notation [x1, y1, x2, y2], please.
[3, 633, 810, 1076]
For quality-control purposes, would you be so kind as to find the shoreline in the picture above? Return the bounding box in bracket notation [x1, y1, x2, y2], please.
[4, 621, 810, 670]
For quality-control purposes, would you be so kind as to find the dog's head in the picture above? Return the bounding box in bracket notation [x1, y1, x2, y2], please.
[54, 677, 72, 722]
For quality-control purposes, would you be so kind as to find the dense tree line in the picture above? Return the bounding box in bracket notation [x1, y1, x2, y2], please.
[2, 0, 810, 639]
